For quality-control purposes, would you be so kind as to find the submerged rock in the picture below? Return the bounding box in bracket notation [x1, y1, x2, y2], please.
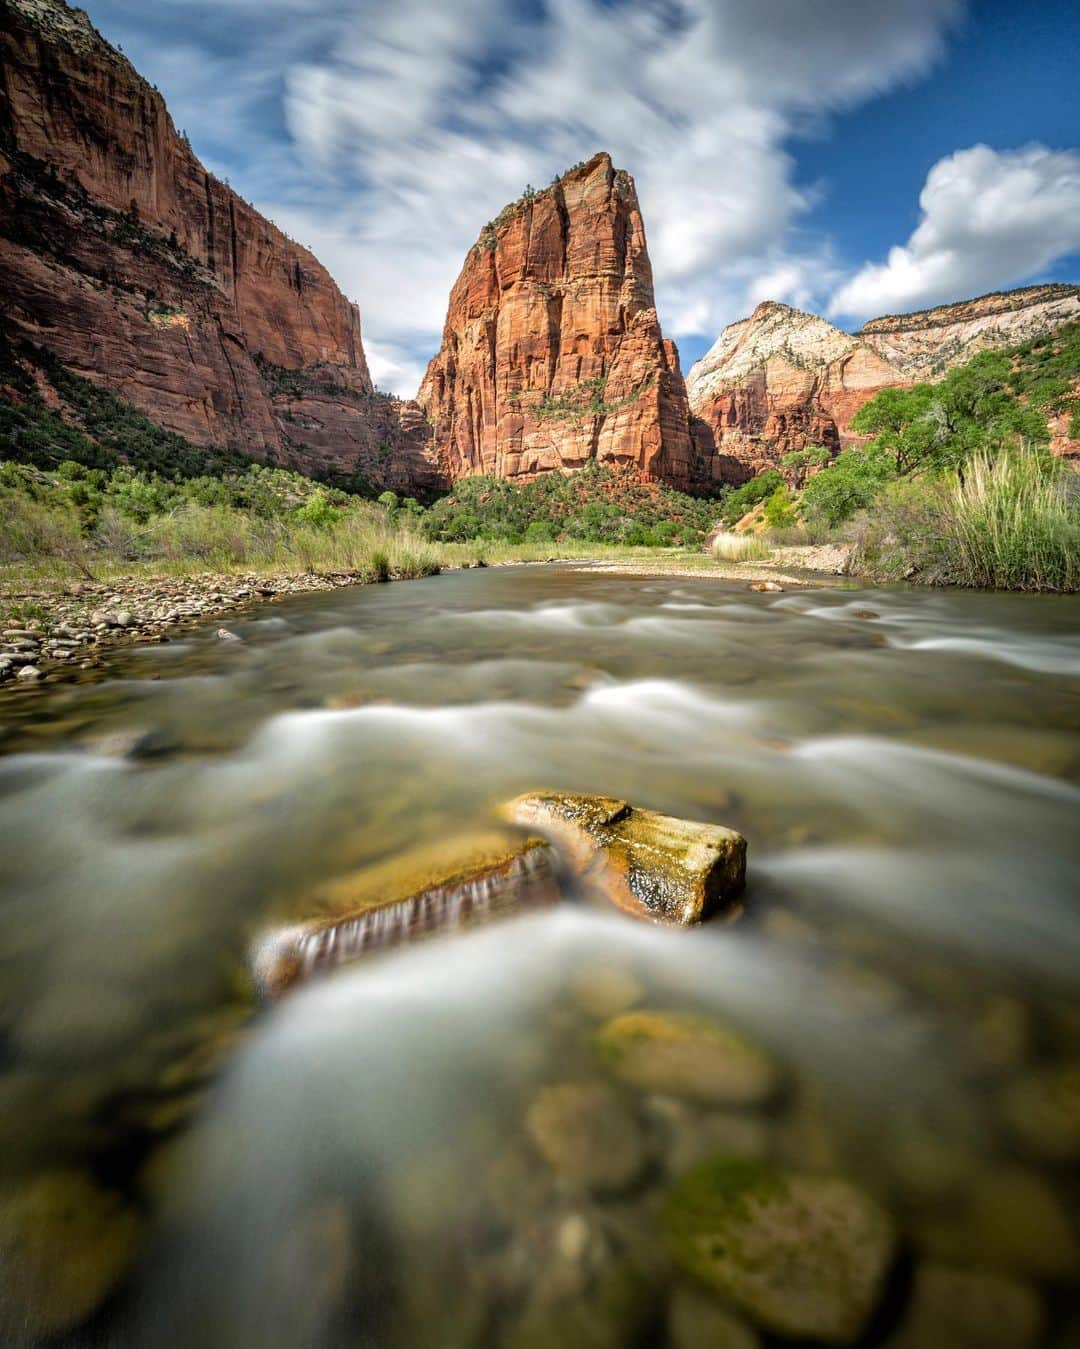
[596, 1011, 780, 1107]
[252, 830, 558, 996]
[502, 792, 746, 924]
[668, 1283, 763, 1349]
[0, 1170, 142, 1339]
[996, 1061, 1080, 1163]
[525, 1083, 648, 1194]
[663, 1159, 896, 1345]
[914, 1166, 1080, 1280]
[884, 1264, 1043, 1349]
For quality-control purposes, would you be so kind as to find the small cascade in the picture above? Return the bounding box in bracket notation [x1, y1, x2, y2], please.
[253, 843, 559, 996]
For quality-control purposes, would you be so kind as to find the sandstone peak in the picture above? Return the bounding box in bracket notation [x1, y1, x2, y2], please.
[686, 303, 862, 409]
[418, 154, 698, 487]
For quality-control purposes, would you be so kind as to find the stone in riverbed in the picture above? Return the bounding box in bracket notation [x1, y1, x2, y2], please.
[502, 792, 745, 924]
[663, 1159, 896, 1346]
[16, 664, 42, 680]
[996, 1060, 1080, 1163]
[525, 1083, 648, 1194]
[668, 1284, 763, 1349]
[596, 1011, 780, 1107]
[0, 1170, 142, 1339]
[252, 830, 558, 996]
[883, 1264, 1043, 1349]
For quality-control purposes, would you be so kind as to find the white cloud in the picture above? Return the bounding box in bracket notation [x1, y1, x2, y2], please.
[830, 144, 1080, 320]
[93, 0, 964, 392]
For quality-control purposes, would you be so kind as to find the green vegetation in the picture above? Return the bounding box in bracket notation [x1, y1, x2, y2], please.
[787, 322, 1080, 591]
[532, 374, 652, 422]
[0, 460, 443, 581]
[419, 463, 716, 547]
[718, 469, 783, 527]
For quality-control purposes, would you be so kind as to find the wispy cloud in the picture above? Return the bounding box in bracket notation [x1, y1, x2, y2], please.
[90, 0, 965, 392]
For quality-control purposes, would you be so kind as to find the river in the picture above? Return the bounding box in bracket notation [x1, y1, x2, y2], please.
[1, 565, 1078, 1347]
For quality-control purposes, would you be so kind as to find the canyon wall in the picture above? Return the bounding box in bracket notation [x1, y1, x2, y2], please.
[687, 286, 1080, 484]
[0, 0, 443, 493]
[417, 154, 699, 490]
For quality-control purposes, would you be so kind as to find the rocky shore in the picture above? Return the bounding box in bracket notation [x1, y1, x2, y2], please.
[0, 569, 383, 685]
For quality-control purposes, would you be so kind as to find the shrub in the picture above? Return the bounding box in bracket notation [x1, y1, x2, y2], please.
[762, 485, 797, 529]
[800, 444, 897, 527]
[849, 450, 1080, 592]
[720, 471, 783, 527]
[948, 450, 1080, 592]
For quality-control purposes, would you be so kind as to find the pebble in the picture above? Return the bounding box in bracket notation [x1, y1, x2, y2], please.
[16, 665, 42, 680]
[0, 571, 375, 686]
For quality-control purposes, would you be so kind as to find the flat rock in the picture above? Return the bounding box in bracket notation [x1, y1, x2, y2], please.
[502, 792, 746, 924]
[252, 830, 558, 996]
[596, 1011, 780, 1107]
[663, 1159, 896, 1345]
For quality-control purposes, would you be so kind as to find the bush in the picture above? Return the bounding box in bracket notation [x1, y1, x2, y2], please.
[762, 484, 797, 529]
[720, 471, 783, 527]
[849, 450, 1080, 592]
[948, 450, 1080, 592]
[800, 444, 897, 527]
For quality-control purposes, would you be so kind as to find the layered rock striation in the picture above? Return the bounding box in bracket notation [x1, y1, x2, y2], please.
[0, 0, 443, 493]
[686, 302, 904, 484]
[687, 286, 1080, 484]
[418, 154, 699, 489]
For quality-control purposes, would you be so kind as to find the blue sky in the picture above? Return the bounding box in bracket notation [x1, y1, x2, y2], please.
[84, 0, 1079, 392]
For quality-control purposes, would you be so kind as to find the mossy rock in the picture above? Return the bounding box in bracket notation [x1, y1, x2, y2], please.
[503, 792, 746, 924]
[0, 1169, 142, 1338]
[663, 1159, 896, 1345]
[596, 1011, 780, 1107]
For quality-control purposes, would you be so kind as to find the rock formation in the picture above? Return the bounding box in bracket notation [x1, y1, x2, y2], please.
[688, 286, 1080, 484]
[417, 154, 699, 490]
[858, 284, 1080, 379]
[0, 0, 443, 493]
[686, 302, 905, 484]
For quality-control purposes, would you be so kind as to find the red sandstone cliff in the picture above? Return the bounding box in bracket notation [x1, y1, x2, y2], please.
[687, 287, 1080, 485]
[417, 154, 698, 489]
[0, 0, 442, 493]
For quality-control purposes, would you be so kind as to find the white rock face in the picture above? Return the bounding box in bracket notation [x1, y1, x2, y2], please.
[685, 302, 863, 410]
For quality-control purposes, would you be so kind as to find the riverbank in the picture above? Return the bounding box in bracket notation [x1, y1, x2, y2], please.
[0, 543, 855, 685]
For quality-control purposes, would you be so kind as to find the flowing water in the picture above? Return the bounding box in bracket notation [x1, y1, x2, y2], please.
[1, 566, 1078, 1347]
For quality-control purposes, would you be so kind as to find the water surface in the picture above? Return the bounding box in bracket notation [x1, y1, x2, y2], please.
[1, 566, 1078, 1346]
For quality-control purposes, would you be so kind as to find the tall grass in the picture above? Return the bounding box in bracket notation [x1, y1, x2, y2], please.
[849, 450, 1080, 592]
[948, 451, 1080, 592]
[709, 531, 772, 562]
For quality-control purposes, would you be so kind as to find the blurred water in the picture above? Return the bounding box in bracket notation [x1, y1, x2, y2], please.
[0, 566, 1078, 1347]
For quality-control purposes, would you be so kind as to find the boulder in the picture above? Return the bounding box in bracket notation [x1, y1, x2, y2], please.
[252, 830, 557, 996]
[502, 792, 746, 924]
[525, 1083, 648, 1194]
[596, 1011, 779, 1107]
[884, 1264, 1043, 1349]
[663, 1159, 896, 1345]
